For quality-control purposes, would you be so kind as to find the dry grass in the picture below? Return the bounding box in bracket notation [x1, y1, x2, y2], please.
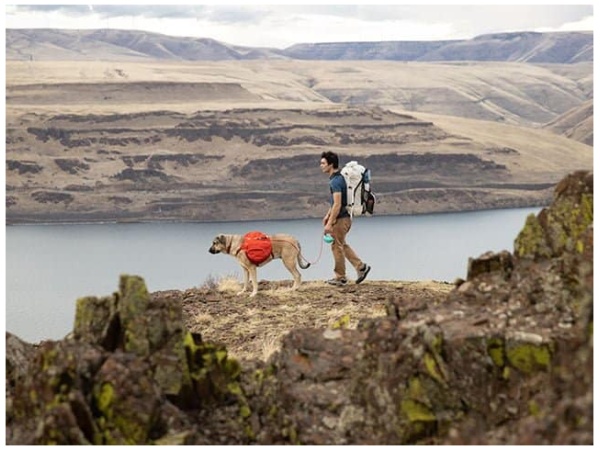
[6, 59, 591, 128]
[180, 279, 429, 362]
[259, 332, 287, 362]
[217, 276, 242, 294]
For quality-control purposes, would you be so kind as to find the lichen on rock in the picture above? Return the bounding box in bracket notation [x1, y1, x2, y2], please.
[6, 274, 247, 444]
[515, 170, 593, 259]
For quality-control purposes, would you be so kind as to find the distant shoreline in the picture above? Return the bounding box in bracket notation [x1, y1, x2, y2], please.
[5, 203, 548, 227]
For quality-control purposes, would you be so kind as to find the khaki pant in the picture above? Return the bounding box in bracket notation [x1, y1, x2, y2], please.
[330, 216, 363, 280]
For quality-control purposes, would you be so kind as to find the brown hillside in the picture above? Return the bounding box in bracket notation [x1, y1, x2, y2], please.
[6, 60, 591, 126]
[544, 99, 593, 146]
[5, 60, 593, 224]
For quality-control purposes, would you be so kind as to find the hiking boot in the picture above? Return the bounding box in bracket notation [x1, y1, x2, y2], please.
[326, 278, 348, 286]
[356, 264, 371, 284]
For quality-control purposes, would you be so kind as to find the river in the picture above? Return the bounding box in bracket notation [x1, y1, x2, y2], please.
[6, 207, 540, 343]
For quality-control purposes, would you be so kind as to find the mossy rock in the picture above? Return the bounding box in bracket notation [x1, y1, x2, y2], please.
[515, 172, 593, 260]
[505, 342, 552, 374]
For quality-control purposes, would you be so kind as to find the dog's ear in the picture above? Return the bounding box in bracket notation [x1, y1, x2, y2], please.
[217, 234, 227, 246]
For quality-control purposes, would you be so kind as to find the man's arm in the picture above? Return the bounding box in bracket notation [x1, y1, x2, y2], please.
[323, 208, 331, 226]
[324, 191, 342, 234]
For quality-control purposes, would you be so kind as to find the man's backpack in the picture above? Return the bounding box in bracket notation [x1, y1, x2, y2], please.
[340, 161, 376, 218]
[240, 231, 273, 265]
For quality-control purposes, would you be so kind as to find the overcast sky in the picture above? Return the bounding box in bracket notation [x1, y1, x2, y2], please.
[4, 3, 595, 49]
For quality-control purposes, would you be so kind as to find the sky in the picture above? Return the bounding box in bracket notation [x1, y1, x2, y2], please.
[3, 3, 595, 49]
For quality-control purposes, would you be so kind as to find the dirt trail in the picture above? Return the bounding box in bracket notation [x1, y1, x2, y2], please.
[154, 279, 454, 361]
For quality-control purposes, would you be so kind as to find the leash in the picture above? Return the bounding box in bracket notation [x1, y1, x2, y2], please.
[300, 234, 325, 266]
[270, 234, 326, 266]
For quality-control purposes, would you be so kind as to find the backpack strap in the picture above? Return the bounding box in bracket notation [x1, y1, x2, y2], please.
[330, 171, 348, 210]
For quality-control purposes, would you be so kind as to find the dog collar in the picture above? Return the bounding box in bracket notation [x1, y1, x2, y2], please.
[227, 237, 241, 256]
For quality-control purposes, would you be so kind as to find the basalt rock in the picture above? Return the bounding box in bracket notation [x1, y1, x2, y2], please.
[6, 275, 246, 444]
[5, 171, 593, 444]
[249, 170, 592, 444]
[515, 170, 593, 260]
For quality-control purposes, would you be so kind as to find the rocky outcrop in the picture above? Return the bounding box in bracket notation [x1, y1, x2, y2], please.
[6, 171, 592, 444]
[6, 276, 246, 444]
[238, 170, 592, 445]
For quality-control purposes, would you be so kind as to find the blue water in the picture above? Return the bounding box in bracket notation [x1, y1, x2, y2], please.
[6, 208, 539, 343]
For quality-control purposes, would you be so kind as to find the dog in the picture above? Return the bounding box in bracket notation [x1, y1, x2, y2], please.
[208, 233, 311, 297]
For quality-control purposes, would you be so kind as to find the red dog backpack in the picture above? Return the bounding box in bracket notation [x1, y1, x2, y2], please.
[240, 231, 273, 265]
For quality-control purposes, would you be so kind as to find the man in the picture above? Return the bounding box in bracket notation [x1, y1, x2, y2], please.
[320, 151, 371, 286]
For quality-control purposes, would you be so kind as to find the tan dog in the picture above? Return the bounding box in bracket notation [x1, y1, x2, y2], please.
[208, 233, 311, 297]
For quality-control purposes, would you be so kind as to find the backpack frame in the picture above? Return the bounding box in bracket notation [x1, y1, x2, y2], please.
[340, 161, 375, 218]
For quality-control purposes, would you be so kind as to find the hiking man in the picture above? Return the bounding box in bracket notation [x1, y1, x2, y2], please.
[320, 151, 371, 286]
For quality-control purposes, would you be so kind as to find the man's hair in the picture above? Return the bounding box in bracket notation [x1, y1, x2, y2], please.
[321, 151, 339, 169]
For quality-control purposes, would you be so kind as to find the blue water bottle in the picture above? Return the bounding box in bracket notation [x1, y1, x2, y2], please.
[323, 234, 334, 244]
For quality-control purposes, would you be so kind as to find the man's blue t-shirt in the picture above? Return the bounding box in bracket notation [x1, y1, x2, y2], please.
[329, 172, 350, 218]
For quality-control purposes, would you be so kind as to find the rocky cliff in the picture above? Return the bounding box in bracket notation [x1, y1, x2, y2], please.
[6, 105, 591, 224]
[5, 171, 592, 444]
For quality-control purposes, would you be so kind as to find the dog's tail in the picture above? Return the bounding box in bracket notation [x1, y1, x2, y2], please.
[297, 243, 311, 269]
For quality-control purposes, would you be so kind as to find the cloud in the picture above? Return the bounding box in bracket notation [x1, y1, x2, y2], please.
[556, 15, 595, 32]
[13, 5, 204, 20]
[5, 5, 594, 49]
[202, 6, 275, 24]
[11, 4, 593, 24]
[14, 5, 92, 16]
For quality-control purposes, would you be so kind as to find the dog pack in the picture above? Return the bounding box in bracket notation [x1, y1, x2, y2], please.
[240, 231, 273, 265]
[340, 161, 376, 218]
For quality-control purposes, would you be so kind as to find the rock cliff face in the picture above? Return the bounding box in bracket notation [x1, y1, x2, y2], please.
[6, 171, 592, 444]
[6, 105, 591, 224]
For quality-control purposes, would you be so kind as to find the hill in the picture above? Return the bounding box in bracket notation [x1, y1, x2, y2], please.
[543, 99, 593, 146]
[6, 29, 592, 64]
[285, 31, 593, 63]
[5, 60, 593, 224]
